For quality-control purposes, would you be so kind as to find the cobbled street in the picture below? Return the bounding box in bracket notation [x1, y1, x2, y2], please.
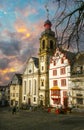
[0, 107, 84, 130]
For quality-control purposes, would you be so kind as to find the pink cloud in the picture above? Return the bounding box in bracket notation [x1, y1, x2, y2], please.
[16, 6, 37, 17]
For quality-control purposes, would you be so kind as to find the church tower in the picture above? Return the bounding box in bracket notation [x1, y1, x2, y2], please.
[38, 19, 57, 106]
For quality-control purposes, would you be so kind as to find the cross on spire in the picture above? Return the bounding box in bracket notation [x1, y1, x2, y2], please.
[45, 5, 49, 20]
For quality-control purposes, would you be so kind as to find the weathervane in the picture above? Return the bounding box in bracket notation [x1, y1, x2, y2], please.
[45, 4, 49, 20]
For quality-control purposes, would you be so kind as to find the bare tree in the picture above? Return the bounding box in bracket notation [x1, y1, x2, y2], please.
[50, 0, 84, 52]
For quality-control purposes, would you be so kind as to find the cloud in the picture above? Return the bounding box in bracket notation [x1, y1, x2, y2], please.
[14, 19, 31, 40]
[0, 39, 20, 56]
[0, 15, 45, 85]
[16, 6, 37, 17]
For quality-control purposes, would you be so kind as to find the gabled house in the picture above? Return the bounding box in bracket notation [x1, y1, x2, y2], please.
[49, 48, 75, 108]
[69, 52, 84, 108]
[10, 73, 22, 107]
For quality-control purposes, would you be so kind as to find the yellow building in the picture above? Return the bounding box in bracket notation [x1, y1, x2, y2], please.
[38, 20, 57, 106]
[10, 74, 22, 107]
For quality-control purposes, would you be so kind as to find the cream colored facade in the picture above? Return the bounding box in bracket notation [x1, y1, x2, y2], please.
[69, 52, 84, 108]
[10, 74, 22, 107]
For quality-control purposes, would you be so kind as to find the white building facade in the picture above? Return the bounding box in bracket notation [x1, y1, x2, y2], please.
[49, 48, 74, 108]
[22, 57, 39, 106]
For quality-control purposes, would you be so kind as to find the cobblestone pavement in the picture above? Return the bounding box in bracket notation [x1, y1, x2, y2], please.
[0, 107, 84, 130]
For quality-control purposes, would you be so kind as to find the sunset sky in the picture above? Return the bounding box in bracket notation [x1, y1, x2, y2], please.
[0, 0, 84, 85]
[0, 0, 57, 85]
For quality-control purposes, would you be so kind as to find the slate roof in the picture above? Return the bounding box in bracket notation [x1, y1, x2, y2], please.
[31, 57, 39, 68]
[59, 48, 76, 65]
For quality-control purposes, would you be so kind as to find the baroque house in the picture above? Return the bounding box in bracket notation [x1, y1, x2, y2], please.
[69, 52, 84, 108]
[49, 48, 75, 108]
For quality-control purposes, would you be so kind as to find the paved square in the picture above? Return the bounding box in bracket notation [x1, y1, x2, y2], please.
[0, 107, 84, 130]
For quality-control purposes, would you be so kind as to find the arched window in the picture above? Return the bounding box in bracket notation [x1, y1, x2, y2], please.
[50, 40, 53, 49]
[42, 40, 45, 49]
[34, 79, 36, 95]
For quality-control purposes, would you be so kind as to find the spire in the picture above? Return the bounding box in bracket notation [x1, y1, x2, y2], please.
[45, 4, 49, 20]
[44, 5, 52, 30]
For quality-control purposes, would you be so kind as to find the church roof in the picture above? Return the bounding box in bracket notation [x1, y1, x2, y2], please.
[31, 57, 39, 68]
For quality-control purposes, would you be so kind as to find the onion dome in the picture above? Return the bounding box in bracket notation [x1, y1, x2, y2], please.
[44, 19, 52, 30]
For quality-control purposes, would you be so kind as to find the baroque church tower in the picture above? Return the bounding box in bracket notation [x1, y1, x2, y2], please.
[38, 19, 57, 106]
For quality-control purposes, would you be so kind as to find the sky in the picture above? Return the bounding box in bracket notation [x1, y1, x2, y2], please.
[0, 0, 57, 85]
[0, 0, 84, 86]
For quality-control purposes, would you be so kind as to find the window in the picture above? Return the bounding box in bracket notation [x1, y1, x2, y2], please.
[53, 69, 57, 76]
[13, 93, 15, 97]
[60, 68, 66, 75]
[50, 40, 53, 49]
[76, 94, 83, 104]
[29, 80, 31, 94]
[42, 66, 44, 71]
[61, 79, 66, 86]
[53, 99, 60, 104]
[51, 90, 60, 96]
[53, 80, 58, 86]
[13, 86, 15, 90]
[34, 79, 36, 95]
[63, 91, 67, 97]
[41, 79, 44, 86]
[29, 69, 31, 73]
[34, 97, 36, 102]
[24, 81, 26, 95]
[42, 40, 45, 49]
[61, 58, 64, 64]
[53, 61, 56, 66]
[76, 66, 83, 74]
[24, 96, 25, 100]
[16, 93, 18, 97]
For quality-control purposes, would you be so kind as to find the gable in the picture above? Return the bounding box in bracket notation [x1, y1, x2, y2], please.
[11, 75, 18, 84]
[23, 57, 39, 75]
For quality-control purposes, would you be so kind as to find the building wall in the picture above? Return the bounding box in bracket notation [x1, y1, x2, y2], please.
[49, 48, 71, 107]
[10, 84, 22, 107]
[69, 52, 84, 108]
[22, 58, 39, 106]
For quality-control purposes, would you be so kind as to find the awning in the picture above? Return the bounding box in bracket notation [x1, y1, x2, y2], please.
[50, 86, 60, 90]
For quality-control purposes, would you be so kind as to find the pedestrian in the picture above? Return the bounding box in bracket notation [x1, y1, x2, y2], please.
[12, 106, 16, 114]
